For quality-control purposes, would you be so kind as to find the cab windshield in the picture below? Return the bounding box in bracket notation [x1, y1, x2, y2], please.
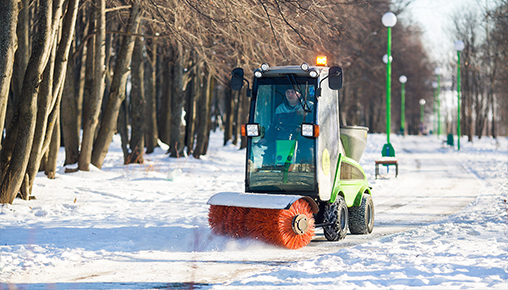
[247, 76, 317, 193]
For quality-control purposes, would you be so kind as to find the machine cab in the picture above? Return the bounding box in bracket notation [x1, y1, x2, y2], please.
[246, 72, 318, 194]
[233, 62, 343, 200]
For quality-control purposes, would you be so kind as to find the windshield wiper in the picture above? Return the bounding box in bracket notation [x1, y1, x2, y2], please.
[286, 74, 311, 113]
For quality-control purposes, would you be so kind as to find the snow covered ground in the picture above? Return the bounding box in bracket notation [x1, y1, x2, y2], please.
[1, 131, 507, 289]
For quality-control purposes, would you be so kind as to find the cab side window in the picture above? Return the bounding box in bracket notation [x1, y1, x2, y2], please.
[340, 162, 364, 180]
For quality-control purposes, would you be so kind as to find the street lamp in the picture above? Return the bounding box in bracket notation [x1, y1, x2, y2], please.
[434, 67, 442, 138]
[382, 12, 397, 157]
[455, 40, 464, 150]
[382, 54, 393, 64]
[419, 99, 426, 135]
[399, 75, 407, 135]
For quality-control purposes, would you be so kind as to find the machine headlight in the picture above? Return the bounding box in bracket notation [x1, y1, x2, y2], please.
[254, 69, 263, 78]
[309, 69, 319, 78]
[301, 124, 319, 137]
[300, 63, 310, 71]
[241, 123, 261, 137]
[260, 63, 270, 72]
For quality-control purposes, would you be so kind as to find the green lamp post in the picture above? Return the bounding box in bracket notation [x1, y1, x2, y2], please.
[432, 81, 438, 135]
[455, 40, 464, 150]
[419, 99, 426, 135]
[382, 12, 397, 157]
[435, 67, 442, 138]
[399, 75, 407, 135]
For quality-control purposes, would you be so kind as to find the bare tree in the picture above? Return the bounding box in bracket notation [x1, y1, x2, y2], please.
[168, 41, 185, 157]
[0, 0, 18, 148]
[127, 36, 145, 164]
[491, 1, 508, 136]
[61, 55, 80, 166]
[144, 36, 158, 153]
[193, 69, 213, 158]
[78, 0, 106, 171]
[9, 0, 30, 134]
[0, 0, 61, 203]
[22, 0, 79, 198]
[91, 2, 142, 168]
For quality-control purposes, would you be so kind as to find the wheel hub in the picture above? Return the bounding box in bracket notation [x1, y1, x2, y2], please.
[292, 214, 309, 235]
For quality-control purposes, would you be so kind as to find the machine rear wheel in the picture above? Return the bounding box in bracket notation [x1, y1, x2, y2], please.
[323, 196, 348, 241]
[348, 193, 374, 234]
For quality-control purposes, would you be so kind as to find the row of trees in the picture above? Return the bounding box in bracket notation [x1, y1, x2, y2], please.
[450, 0, 508, 139]
[0, 0, 436, 203]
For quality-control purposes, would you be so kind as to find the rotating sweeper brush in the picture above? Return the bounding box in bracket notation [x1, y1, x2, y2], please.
[207, 59, 374, 249]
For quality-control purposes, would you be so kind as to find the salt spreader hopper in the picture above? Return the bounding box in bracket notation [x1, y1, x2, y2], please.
[207, 59, 373, 249]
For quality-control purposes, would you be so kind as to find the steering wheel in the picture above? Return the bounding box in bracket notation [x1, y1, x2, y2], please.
[276, 123, 300, 133]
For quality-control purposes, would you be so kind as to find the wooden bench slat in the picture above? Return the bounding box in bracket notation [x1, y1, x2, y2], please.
[375, 158, 398, 179]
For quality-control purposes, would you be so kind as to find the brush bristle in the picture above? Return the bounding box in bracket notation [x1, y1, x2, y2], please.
[208, 199, 315, 249]
[226, 206, 249, 238]
[278, 199, 315, 249]
[208, 205, 228, 235]
[246, 199, 315, 249]
[209, 205, 250, 238]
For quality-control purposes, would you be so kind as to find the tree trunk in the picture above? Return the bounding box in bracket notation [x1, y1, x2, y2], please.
[78, 0, 106, 171]
[491, 93, 497, 138]
[115, 23, 128, 161]
[185, 64, 198, 156]
[9, 0, 29, 133]
[210, 85, 221, 132]
[0, 0, 19, 149]
[102, 21, 115, 113]
[193, 70, 213, 158]
[127, 36, 145, 164]
[76, 16, 87, 134]
[144, 37, 158, 153]
[117, 99, 129, 161]
[61, 55, 79, 165]
[45, 107, 60, 179]
[39, 87, 64, 177]
[23, 0, 78, 197]
[202, 80, 214, 155]
[52, 0, 78, 105]
[0, 0, 54, 204]
[91, 2, 142, 168]
[158, 54, 172, 145]
[169, 42, 185, 158]
[21, 36, 57, 200]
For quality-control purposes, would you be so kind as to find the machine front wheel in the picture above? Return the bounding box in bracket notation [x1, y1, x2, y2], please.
[348, 193, 374, 234]
[323, 196, 348, 241]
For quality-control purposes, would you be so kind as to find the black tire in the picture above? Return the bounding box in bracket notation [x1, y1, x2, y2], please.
[323, 196, 348, 241]
[348, 193, 374, 234]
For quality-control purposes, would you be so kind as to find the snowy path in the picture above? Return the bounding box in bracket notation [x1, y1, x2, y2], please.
[308, 137, 480, 249]
[1, 133, 506, 289]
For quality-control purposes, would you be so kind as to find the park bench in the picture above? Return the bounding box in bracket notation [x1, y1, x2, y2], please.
[375, 157, 398, 179]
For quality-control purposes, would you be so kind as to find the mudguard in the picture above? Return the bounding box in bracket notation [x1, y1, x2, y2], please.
[330, 154, 371, 207]
[207, 192, 319, 213]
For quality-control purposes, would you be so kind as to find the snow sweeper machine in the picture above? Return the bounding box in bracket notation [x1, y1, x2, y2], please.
[207, 57, 374, 249]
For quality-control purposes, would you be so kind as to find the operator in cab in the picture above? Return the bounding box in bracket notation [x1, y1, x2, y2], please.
[272, 89, 314, 139]
[259, 88, 314, 143]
